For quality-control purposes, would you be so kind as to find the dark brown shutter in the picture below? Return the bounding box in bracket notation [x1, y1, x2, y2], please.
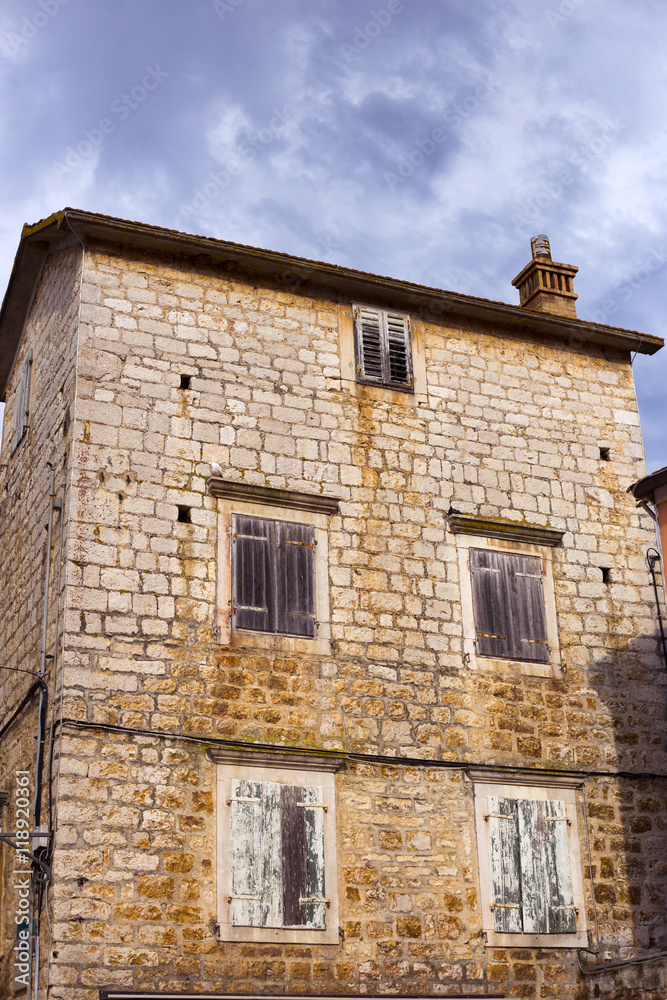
[385, 312, 412, 387]
[232, 515, 273, 632]
[280, 784, 308, 926]
[354, 306, 384, 382]
[10, 353, 32, 455]
[469, 548, 513, 659]
[277, 521, 316, 637]
[507, 553, 549, 663]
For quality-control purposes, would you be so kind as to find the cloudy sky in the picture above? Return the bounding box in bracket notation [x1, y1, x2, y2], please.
[0, 0, 665, 469]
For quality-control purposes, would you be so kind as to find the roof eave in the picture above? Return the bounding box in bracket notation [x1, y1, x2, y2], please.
[1, 208, 663, 398]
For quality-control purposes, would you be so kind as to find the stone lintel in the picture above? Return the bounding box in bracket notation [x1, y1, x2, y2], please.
[447, 513, 564, 547]
[206, 478, 340, 515]
[206, 746, 344, 772]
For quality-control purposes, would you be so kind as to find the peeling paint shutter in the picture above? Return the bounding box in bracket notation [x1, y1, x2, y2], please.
[231, 780, 326, 930]
[470, 548, 513, 659]
[10, 353, 32, 455]
[232, 516, 273, 632]
[517, 798, 549, 933]
[230, 779, 282, 927]
[277, 521, 316, 637]
[386, 312, 412, 387]
[488, 796, 522, 933]
[354, 306, 384, 382]
[543, 799, 576, 933]
[516, 798, 576, 934]
[508, 554, 549, 663]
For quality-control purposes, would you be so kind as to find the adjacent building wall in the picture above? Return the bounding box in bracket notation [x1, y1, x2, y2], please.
[0, 245, 82, 996]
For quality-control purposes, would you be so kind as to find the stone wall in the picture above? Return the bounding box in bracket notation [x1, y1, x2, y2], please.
[2, 237, 666, 999]
[0, 245, 81, 996]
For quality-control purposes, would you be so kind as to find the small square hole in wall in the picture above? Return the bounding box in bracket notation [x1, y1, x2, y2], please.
[179, 374, 191, 390]
[599, 447, 610, 461]
[177, 505, 192, 524]
[601, 567, 612, 584]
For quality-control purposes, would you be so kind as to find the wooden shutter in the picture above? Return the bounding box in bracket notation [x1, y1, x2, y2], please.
[488, 796, 522, 933]
[385, 311, 412, 387]
[354, 306, 384, 383]
[543, 798, 576, 933]
[469, 548, 513, 659]
[232, 516, 273, 632]
[10, 353, 32, 455]
[231, 779, 327, 931]
[281, 783, 326, 929]
[277, 521, 316, 637]
[230, 778, 282, 927]
[354, 306, 412, 389]
[507, 554, 549, 663]
[516, 797, 576, 934]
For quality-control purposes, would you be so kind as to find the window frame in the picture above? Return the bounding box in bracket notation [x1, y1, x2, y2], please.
[472, 774, 587, 949]
[213, 488, 333, 654]
[213, 754, 340, 944]
[455, 532, 562, 679]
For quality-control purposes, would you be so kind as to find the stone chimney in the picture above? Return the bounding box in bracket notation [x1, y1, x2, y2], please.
[511, 235, 578, 319]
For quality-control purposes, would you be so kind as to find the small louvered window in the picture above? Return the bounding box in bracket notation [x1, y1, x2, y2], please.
[469, 549, 549, 663]
[488, 795, 576, 934]
[353, 305, 413, 390]
[232, 515, 316, 637]
[10, 353, 32, 455]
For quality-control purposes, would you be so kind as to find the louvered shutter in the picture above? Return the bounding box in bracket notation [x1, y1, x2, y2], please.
[277, 521, 316, 637]
[469, 548, 513, 659]
[354, 306, 384, 383]
[232, 516, 273, 632]
[507, 554, 549, 663]
[230, 780, 326, 930]
[385, 311, 412, 387]
[488, 796, 522, 932]
[10, 353, 32, 455]
[517, 798, 576, 934]
[353, 306, 412, 389]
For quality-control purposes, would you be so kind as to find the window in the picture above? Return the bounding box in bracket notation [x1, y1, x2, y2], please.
[10, 352, 32, 455]
[208, 480, 337, 652]
[232, 515, 316, 637]
[211, 751, 340, 944]
[451, 515, 563, 679]
[469, 548, 548, 664]
[353, 305, 413, 390]
[472, 775, 587, 948]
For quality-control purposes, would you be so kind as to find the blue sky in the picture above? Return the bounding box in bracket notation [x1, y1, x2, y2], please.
[0, 0, 665, 469]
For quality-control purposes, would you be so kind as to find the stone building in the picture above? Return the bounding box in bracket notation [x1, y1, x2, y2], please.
[0, 208, 666, 1000]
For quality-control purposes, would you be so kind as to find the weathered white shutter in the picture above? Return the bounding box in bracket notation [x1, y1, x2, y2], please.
[488, 796, 522, 932]
[470, 549, 513, 659]
[230, 780, 327, 930]
[508, 554, 549, 663]
[10, 353, 32, 455]
[543, 798, 576, 932]
[517, 798, 576, 934]
[230, 779, 282, 927]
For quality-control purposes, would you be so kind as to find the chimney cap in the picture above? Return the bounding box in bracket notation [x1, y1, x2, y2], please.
[530, 234, 551, 259]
